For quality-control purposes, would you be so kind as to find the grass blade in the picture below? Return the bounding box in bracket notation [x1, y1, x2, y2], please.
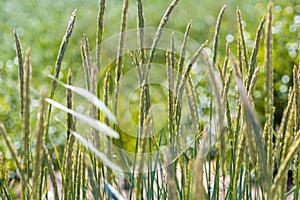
[71, 131, 122, 171]
[46, 98, 119, 138]
[236, 78, 270, 192]
[104, 179, 126, 200]
[48, 75, 117, 124]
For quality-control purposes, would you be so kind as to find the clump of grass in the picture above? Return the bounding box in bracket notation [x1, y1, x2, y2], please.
[1, 1, 300, 200]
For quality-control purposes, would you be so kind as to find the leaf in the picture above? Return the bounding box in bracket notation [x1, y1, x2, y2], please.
[48, 75, 117, 124]
[104, 179, 125, 200]
[72, 131, 122, 172]
[46, 98, 119, 139]
[236, 77, 270, 189]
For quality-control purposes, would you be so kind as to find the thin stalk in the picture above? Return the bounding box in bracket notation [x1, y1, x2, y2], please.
[96, 0, 106, 70]
[104, 68, 113, 183]
[43, 144, 60, 200]
[246, 16, 265, 91]
[175, 22, 192, 98]
[137, 0, 145, 65]
[114, 0, 129, 115]
[31, 90, 46, 200]
[13, 29, 24, 117]
[237, 9, 249, 71]
[212, 5, 226, 65]
[0, 124, 30, 194]
[22, 48, 31, 200]
[46, 9, 77, 143]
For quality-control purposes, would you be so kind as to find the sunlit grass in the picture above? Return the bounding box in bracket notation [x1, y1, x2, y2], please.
[0, 1, 300, 200]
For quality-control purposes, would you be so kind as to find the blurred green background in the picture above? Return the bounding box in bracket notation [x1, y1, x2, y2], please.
[1, 0, 300, 159]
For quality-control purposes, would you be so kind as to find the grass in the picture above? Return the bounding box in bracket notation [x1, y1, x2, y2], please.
[0, 0, 300, 199]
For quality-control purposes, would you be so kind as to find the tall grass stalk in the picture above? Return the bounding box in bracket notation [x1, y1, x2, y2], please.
[246, 17, 265, 91]
[175, 22, 192, 98]
[237, 8, 249, 71]
[63, 69, 75, 200]
[31, 90, 46, 200]
[46, 9, 77, 141]
[13, 29, 24, 117]
[96, 0, 105, 70]
[43, 144, 60, 200]
[22, 48, 31, 200]
[212, 5, 226, 65]
[269, 131, 300, 199]
[136, 0, 145, 64]
[0, 124, 30, 194]
[114, 0, 129, 116]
